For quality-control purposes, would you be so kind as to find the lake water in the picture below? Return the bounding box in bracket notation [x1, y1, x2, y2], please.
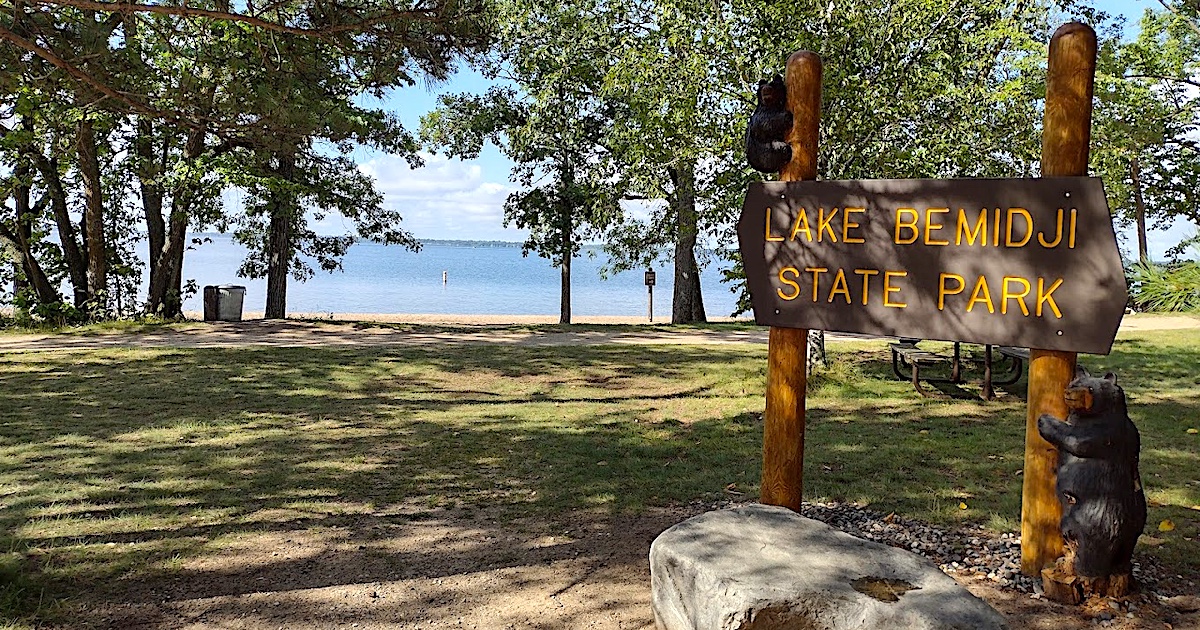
[179, 234, 742, 317]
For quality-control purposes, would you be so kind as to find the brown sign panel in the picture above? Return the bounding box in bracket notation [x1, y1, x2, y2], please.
[737, 177, 1127, 354]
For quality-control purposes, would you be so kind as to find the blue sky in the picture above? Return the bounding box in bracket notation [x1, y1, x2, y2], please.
[328, 0, 1197, 259]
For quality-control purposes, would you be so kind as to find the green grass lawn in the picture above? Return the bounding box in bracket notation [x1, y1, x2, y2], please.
[0, 329, 1196, 625]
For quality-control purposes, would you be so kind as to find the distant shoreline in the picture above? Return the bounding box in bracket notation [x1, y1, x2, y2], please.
[182, 311, 753, 325]
[178, 311, 1200, 331]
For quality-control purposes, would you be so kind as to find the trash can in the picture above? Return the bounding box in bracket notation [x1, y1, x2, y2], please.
[203, 285, 246, 322]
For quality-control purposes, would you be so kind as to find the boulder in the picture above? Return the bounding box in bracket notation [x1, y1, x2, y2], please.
[650, 504, 1007, 630]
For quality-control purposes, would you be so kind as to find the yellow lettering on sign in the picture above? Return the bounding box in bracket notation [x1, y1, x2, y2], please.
[993, 208, 1002, 247]
[765, 207, 784, 242]
[895, 208, 919, 244]
[956, 208, 986, 246]
[805, 267, 828, 302]
[818, 208, 839, 242]
[790, 209, 813, 242]
[938, 273, 966, 311]
[1006, 208, 1033, 247]
[854, 269, 879, 305]
[1069, 209, 1078, 248]
[967, 276, 995, 314]
[883, 271, 907, 308]
[843, 208, 865, 243]
[1002, 276, 1032, 316]
[1037, 277, 1064, 318]
[1038, 209, 1065, 248]
[777, 267, 801, 300]
[828, 269, 851, 303]
[924, 208, 950, 245]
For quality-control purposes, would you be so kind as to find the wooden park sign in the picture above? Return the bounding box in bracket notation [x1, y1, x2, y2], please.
[737, 177, 1127, 354]
[746, 23, 1129, 595]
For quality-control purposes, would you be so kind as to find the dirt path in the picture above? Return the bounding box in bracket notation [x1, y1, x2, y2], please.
[65, 503, 1197, 630]
[0, 319, 772, 351]
[2, 313, 1196, 352]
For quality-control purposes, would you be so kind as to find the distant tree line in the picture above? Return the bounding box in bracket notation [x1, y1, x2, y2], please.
[2, 0, 1197, 324]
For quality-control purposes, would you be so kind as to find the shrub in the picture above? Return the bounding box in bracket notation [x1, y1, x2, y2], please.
[1128, 261, 1200, 312]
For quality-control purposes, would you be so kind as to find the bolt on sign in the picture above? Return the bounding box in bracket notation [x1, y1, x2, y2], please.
[737, 177, 1127, 355]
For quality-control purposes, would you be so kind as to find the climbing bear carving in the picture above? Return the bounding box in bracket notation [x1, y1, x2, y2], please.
[1037, 368, 1146, 584]
[744, 75, 792, 173]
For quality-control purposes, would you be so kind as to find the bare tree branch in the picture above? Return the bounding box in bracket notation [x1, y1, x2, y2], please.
[1125, 73, 1200, 88]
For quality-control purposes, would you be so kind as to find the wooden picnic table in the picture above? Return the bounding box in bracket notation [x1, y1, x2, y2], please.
[890, 339, 1028, 399]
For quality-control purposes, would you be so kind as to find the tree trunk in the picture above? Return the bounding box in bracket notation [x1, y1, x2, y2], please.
[0, 197, 57, 307]
[558, 155, 574, 325]
[265, 151, 296, 319]
[669, 162, 706, 324]
[77, 117, 106, 316]
[12, 190, 58, 306]
[28, 149, 88, 307]
[1130, 155, 1149, 263]
[6, 118, 60, 306]
[559, 199, 572, 325]
[146, 126, 202, 318]
[807, 330, 827, 372]
[137, 118, 166, 305]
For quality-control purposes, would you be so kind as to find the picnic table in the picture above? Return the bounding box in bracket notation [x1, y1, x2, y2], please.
[890, 339, 1028, 399]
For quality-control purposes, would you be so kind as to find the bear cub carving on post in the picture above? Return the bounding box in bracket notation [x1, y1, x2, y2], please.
[744, 75, 792, 173]
[1037, 367, 1147, 600]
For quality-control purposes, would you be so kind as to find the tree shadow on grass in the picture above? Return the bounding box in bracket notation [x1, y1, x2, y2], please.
[0, 338, 1196, 627]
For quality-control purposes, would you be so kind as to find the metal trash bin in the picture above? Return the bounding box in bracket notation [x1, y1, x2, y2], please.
[203, 285, 246, 322]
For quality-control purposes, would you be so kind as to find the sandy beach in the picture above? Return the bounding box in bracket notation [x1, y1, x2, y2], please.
[1, 311, 1194, 352]
[209, 311, 1200, 329]
[188, 310, 752, 326]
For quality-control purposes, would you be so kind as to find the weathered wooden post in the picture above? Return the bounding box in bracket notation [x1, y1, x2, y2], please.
[760, 51, 821, 511]
[1020, 21, 1097, 578]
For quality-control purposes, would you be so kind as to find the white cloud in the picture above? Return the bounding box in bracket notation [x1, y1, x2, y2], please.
[342, 153, 528, 242]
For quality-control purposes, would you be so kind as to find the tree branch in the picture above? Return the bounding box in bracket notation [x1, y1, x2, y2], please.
[1154, 0, 1200, 38]
[0, 22, 178, 120]
[28, 0, 460, 38]
[1125, 73, 1200, 88]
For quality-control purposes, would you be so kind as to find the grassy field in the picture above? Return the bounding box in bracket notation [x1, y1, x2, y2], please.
[0, 329, 1196, 625]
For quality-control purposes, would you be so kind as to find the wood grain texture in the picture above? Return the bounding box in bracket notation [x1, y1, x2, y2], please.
[1022, 349, 1076, 575]
[1020, 21, 1095, 577]
[780, 51, 821, 182]
[761, 51, 821, 511]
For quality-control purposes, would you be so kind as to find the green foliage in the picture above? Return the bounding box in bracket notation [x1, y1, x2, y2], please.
[1092, 7, 1200, 260]
[11, 292, 86, 328]
[1, 0, 491, 318]
[422, 1, 625, 269]
[707, 0, 1097, 310]
[1129, 260, 1200, 312]
[420, 0, 627, 321]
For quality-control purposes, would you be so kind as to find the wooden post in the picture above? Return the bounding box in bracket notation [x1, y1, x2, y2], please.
[1020, 22, 1096, 577]
[761, 51, 821, 511]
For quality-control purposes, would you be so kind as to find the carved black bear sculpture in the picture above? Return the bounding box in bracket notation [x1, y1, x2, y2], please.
[745, 75, 792, 173]
[1037, 367, 1146, 597]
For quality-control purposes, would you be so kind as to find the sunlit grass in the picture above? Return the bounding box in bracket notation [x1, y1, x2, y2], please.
[0, 328, 1196, 626]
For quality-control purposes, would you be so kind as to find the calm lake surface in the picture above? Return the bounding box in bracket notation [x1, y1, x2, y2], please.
[179, 234, 742, 317]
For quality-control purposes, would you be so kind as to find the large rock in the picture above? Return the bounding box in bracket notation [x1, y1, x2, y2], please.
[650, 504, 1007, 630]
